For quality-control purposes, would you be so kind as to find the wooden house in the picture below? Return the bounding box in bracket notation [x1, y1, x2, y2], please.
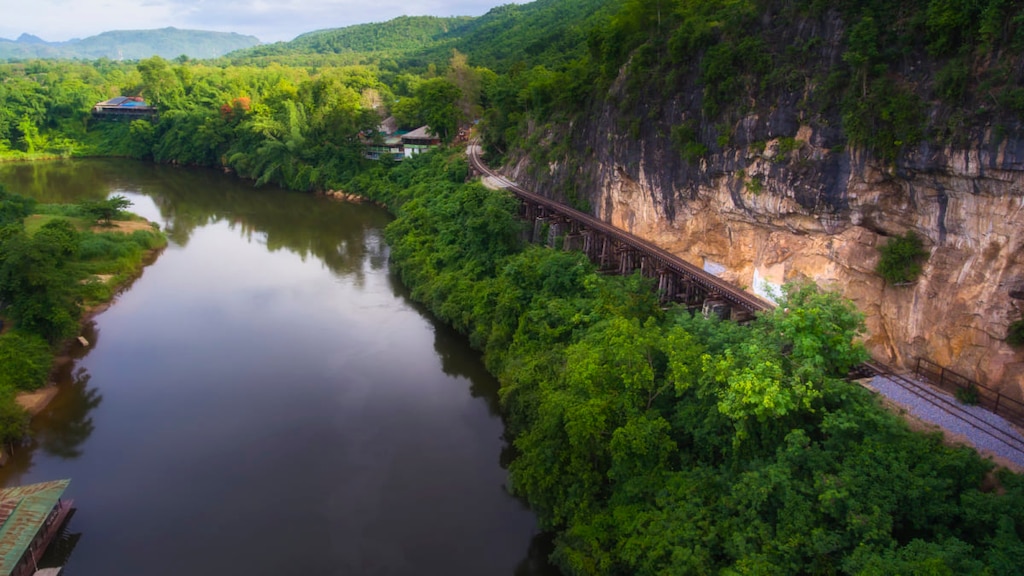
[91, 97, 157, 120]
[363, 118, 441, 161]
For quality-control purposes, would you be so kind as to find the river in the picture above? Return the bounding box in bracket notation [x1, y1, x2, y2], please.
[0, 159, 556, 576]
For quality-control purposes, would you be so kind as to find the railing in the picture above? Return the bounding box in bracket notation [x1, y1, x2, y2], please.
[915, 358, 1024, 428]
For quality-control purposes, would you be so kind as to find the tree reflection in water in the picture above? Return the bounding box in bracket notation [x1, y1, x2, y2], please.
[33, 367, 102, 460]
[0, 364, 104, 488]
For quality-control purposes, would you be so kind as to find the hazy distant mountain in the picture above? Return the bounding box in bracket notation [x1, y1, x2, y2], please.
[15, 33, 49, 45]
[0, 27, 260, 60]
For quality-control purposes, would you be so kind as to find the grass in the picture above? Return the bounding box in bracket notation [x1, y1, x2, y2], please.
[74, 228, 167, 304]
[24, 211, 167, 305]
[23, 214, 90, 235]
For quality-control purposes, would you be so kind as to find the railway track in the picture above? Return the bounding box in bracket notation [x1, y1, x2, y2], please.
[467, 142, 770, 313]
[467, 142, 1024, 464]
[859, 362, 1024, 459]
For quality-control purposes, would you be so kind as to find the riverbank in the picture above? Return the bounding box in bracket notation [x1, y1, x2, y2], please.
[0, 153, 70, 163]
[5, 214, 166, 435]
[342, 151, 1024, 574]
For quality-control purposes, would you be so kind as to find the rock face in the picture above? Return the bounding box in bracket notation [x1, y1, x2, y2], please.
[502, 79, 1024, 399]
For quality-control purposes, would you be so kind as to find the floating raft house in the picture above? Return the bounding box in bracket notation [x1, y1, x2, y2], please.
[0, 480, 73, 576]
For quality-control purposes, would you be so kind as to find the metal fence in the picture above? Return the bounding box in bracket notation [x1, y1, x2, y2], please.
[915, 358, 1024, 428]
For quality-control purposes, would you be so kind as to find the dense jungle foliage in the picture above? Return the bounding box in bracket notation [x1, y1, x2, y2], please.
[228, 16, 474, 67]
[7, 0, 1019, 169]
[2, 0, 1024, 572]
[344, 152, 1024, 574]
[478, 0, 1024, 164]
[0, 187, 166, 443]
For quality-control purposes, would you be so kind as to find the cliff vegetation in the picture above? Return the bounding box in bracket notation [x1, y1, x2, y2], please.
[478, 0, 1024, 395]
[2, 2, 1024, 571]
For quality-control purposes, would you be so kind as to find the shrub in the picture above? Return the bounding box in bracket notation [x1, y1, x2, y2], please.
[956, 383, 980, 405]
[0, 389, 30, 444]
[670, 122, 707, 163]
[877, 231, 929, 285]
[0, 187, 36, 226]
[1008, 319, 1024, 346]
[842, 78, 925, 161]
[0, 331, 53, 391]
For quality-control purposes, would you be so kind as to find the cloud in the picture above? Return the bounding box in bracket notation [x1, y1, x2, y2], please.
[0, 0, 526, 44]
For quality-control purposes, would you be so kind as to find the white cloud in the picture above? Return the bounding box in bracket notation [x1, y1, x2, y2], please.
[0, 0, 528, 44]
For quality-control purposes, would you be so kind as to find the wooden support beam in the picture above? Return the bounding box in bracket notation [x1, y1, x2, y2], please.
[547, 221, 562, 248]
[533, 217, 549, 244]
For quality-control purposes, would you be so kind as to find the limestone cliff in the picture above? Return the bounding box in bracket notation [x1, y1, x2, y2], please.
[496, 7, 1024, 397]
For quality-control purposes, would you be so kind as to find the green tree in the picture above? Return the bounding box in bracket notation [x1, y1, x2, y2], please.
[137, 56, 184, 109]
[81, 195, 133, 225]
[757, 283, 869, 380]
[0, 220, 82, 342]
[15, 115, 42, 154]
[0, 187, 36, 226]
[446, 49, 484, 122]
[415, 78, 462, 142]
[843, 15, 881, 97]
[390, 97, 424, 129]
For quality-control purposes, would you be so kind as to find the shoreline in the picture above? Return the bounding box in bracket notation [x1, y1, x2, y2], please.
[10, 224, 166, 424]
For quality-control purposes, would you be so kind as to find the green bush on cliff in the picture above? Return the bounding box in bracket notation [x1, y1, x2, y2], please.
[1008, 319, 1024, 346]
[877, 231, 930, 285]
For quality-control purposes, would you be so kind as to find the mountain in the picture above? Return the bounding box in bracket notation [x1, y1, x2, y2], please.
[419, 0, 616, 71]
[225, 0, 616, 70]
[0, 27, 260, 60]
[15, 33, 48, 44]
[226, 15, 471, 65]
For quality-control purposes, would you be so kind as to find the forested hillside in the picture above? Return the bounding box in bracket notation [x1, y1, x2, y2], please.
[2, 1, 1024, 574]
[0, 28, 260, 60]
[478, 0, 1024, 169]
[226, 16, 472, 67]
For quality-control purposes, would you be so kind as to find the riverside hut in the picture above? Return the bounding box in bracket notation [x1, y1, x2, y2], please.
[91, 97, 157, 119]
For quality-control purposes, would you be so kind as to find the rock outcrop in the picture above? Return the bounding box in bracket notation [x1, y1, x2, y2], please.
[501, 39, 1024, 397]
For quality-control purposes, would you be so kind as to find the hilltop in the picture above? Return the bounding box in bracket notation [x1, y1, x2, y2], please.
[0, 27, 260, 60]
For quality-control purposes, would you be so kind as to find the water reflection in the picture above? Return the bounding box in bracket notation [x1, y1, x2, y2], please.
[39, 512, 83, 570]
[34, 368, 103, 460]
[0, 365, 104, 484]
[0, 159, 560, 576]
[516, 533, 558, 576]
[0, 160, 113, 203]
[0, 159, 393, 281]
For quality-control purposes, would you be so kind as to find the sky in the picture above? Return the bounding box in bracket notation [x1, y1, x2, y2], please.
[0, 0, 528, 44]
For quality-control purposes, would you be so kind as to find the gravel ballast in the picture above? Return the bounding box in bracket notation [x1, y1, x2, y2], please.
[864, 375, 1024, 471]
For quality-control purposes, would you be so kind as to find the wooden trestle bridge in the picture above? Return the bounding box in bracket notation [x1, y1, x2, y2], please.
[467, 143, 771, 321]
